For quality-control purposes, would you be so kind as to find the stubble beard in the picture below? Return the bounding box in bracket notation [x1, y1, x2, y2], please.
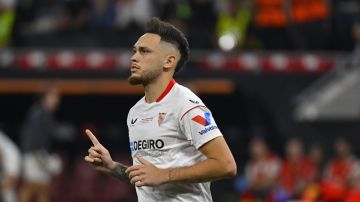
[128, 68, 162, 86]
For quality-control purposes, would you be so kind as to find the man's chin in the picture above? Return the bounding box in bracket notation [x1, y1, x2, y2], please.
[128, 75, 143, 85]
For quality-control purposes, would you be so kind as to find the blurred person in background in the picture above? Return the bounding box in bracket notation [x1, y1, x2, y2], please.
[12, 0, 92, 46]
[321, 137, 360, 202]
[187, 0, 217, 49]
[288, 0, 330, 50]
[301, 144, 324, 202]
[251, 0, 290, 50]
[239, 137, 281, 202]
[308, 144, 324, 178]
[84, 17, 237, 202]
[279, 138, 317, 200]
[115, 0, 154, 30]
[112, 0, 155, 47]
[29, 0, 117, 46]
[0, 0, 16, 47]
[344, 161, 360, 202]
[0, 130, 21, 202]
[19, 85, 62, 202]
[331, 0, 360, 51]
[90, 0, 116, 29]
[344, 20, 360, 68]
[57, 0, 92, 32]
[158, 0, 190, 37]
[215, 0, 252, 51]
[12, 0, 64, 41]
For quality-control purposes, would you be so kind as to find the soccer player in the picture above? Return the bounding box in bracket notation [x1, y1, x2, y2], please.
[84, 17, 237, 202]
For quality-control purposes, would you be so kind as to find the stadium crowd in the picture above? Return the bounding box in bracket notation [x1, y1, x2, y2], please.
[235, 137, 360, 202]
[0, 0, 359, 51]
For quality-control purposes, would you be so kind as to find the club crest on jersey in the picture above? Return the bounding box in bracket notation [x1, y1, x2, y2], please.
[158, 112, 167, 126]
[192, 112, 212, 126]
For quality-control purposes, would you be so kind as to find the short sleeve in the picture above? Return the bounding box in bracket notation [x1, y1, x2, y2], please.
[180, 106, 222, 149]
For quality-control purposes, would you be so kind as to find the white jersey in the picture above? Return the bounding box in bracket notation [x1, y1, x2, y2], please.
[127, 79, 222, 202]
[0, 131, 21, 177]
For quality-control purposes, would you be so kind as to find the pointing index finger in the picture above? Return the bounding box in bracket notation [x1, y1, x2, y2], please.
[85, 129, 100, 146]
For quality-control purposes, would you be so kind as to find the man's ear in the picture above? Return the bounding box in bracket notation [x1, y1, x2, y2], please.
[163, 55, 177, 71]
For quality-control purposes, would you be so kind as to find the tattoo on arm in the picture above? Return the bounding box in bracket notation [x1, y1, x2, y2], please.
[110, 163, 130, 183]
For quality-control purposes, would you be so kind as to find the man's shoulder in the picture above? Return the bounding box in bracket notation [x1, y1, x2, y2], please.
[173, 83, 203, 104]
[172, 83, 206, 114]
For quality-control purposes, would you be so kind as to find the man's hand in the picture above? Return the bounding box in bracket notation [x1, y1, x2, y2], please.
[84, 129, 116, 172]
[126, 156, 169, 187]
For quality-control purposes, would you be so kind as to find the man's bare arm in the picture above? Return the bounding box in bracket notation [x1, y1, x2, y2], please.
[167, 136, 237, 183]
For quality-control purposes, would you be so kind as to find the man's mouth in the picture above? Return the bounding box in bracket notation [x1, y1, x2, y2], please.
[131, 65, 140, 73]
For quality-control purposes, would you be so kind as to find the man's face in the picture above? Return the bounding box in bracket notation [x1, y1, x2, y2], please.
[45, 88, 60, 111]
[250, 140, 267, 159]
[335, 139, 350, 157]
[352, 23, 360, 44]
[286, 140, 303, 161]
[128, 33, 165, 85]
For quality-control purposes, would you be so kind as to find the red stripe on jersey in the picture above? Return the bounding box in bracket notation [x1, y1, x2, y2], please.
[156, 79, 176, 102]
[180, 105, 207, 120]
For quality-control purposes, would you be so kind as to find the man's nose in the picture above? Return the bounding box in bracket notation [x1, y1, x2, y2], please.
[131, 52, 138, 62]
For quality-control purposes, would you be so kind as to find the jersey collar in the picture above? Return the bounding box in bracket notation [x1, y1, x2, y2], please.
[155, 79, 176, 102]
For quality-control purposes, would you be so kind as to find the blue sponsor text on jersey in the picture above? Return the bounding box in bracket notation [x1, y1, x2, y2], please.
[198, 125, 218, 135]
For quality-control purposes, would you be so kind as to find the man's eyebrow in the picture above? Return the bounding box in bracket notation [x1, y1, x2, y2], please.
[133, 46, 153, 51]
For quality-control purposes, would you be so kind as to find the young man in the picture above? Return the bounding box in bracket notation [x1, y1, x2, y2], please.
[85, 17, 237, 202]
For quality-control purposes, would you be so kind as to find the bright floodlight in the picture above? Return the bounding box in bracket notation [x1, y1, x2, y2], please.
[218, 33, 236, 51]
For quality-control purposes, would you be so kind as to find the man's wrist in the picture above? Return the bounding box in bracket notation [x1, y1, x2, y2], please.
[163, 168, 173, 184]
[108, 161, 118, 170]
[96, 161, 117, 175]
[108, 162, 130, 183]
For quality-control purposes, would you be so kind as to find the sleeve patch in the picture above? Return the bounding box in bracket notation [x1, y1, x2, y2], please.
[191, 112, 212, 126]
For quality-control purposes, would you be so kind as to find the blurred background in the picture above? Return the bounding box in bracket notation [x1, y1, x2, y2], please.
[0, 0, 360, 202]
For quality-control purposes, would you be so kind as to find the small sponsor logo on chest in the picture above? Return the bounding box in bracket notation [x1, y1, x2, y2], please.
[130, 112, 168, 127]
[140, 117, 154, 123]
[129, 117, 154, 125]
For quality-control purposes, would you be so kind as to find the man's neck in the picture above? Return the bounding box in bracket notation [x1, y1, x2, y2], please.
[144, 76, 173, 103]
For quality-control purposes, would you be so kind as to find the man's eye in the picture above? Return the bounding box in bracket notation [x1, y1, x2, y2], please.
[140, 49, 150, 53]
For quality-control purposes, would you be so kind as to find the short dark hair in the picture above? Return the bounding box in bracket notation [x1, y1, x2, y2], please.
[145, 17, 189, 73]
